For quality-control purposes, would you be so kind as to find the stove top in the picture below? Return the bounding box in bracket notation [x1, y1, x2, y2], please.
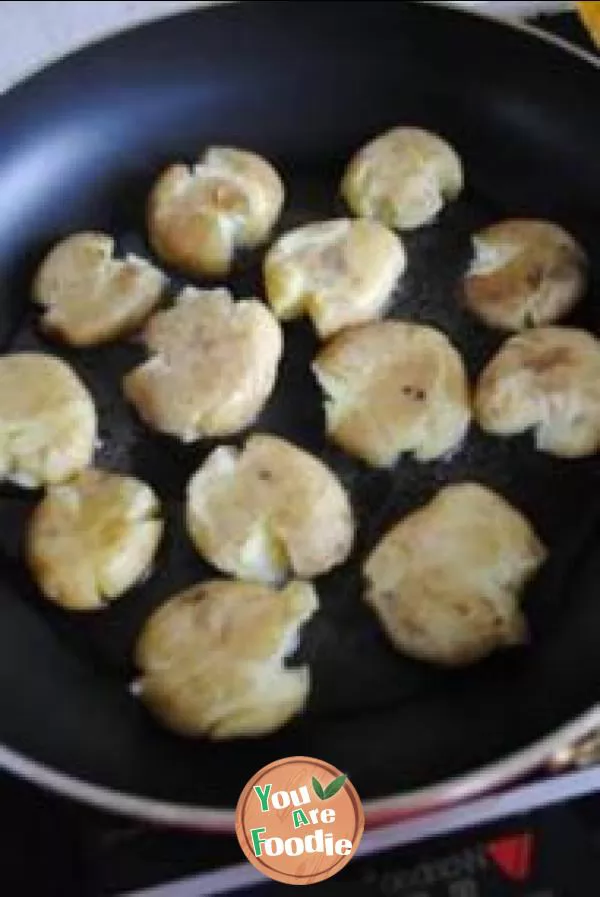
[5, 764, 600, 896]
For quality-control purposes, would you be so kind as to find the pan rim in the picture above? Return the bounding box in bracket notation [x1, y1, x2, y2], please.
[0, 0, 598, 829]
[0, 1, 598, 99]
[2, 705, 600, 830]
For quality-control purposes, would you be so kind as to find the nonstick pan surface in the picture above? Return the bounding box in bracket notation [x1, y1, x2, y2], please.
[0, 1, 598, 828]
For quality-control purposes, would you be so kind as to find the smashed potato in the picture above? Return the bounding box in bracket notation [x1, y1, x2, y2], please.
[364, 483, 547, 666]
[186, 433, 354, 584]
[313, 321, 471, 467]
[135, 578, 318, 738]
[263, 218, 406, 338]
[476, 327, 600, 458]
[148, 146, 284, 277]
[123, 286, 283, 442]
[341, 126, 463, 230]
[0, 353, 96, 487]
[464, 219, 588, 331]
[33, 232, 166, 346]
[28, 469, 163, 610]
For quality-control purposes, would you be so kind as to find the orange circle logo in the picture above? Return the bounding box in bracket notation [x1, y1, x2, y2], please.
[235, 756, 364, 885]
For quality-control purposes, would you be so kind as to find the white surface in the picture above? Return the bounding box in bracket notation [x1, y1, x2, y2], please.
[0, 1, 209, 91]
[0, 1, 572, 93]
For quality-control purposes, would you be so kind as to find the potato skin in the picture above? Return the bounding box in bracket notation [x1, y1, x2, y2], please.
[135, 578, 318, 738]
[364, 482, 547, 666]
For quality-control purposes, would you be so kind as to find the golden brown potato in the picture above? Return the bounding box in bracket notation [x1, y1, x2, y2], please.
[186, 433, 355, 584]
[341, 126, 463, 230]
[364, 483, 547, 666]
[28, 469, 163, 610]
[464, 219, 588, 331]
[148, 146, 284, 277]
[123, 286, 283, 442]
[313, 321, 471, 467]
[0, 353, 96, 487]
[135, 578, 318, 738]
[476, 327, 600, 457]
[263, 218, 406, 338]
[33, 232, 166, 346]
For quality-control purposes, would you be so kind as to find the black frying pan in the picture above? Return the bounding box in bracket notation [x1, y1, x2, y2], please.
[0, 1, 598, 830]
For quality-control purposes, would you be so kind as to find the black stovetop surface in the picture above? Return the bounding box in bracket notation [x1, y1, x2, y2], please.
[7, 764, 600, 896]
[0, 12, 597, 897]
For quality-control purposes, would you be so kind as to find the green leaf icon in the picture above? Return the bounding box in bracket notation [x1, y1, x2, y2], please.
[323, 774, 348, 800]
[312, 776, 325, 800]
